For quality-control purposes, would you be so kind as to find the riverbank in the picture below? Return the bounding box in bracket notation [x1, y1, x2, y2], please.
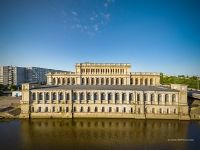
[0, 96, 21, 119]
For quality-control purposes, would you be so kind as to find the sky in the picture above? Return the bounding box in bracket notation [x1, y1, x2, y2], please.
[0, 0, 199, 76]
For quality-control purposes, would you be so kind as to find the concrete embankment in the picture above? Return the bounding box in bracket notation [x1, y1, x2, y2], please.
[0, 96, 21, 119]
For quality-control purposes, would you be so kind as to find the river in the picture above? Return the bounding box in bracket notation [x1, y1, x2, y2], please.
[0, 119, 200, 150]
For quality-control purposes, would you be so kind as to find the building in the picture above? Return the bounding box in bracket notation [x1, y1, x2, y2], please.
[20, 63, 190, 120]
[12, 91, 22, 97]
[0, 66, 26, 85]
[26, 67, 66, 84]
[0, 66, 66, 86]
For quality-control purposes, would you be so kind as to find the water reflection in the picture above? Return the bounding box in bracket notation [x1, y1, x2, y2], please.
[16, 119, 196, 150]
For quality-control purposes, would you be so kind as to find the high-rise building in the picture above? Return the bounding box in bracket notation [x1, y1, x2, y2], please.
[0, 66, 26, 85]
[0, 66, 66, 85]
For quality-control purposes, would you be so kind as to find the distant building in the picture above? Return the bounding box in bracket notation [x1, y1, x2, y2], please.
[26, 67, 65, 84]
[0, 66, 66, 85]
[12, 91, 22, 97]
[0, 66, 26, 85]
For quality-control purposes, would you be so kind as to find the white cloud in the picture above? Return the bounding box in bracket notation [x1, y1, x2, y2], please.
[71, 11, 78, 16]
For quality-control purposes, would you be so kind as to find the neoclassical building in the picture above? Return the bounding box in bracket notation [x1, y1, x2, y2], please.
[20, 63, 190, 120]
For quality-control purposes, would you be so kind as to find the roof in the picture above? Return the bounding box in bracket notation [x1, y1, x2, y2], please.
[30, 85, 179, 92]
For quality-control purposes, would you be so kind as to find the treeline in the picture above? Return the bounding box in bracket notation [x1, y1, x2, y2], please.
[160, 73, 200, 89]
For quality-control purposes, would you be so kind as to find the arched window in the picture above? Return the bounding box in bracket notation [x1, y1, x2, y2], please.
[135, 78, 138, 85]
[58, 78, 60, 84]
[101, 93, 105, 100]
[167, 108, 169, 114]
[140, 78, 143, 85]
[145, 78, 148, 85]
[52, 78, 55, 85]
[95, 107, 98, 112]
[129, 93, 133, 103]
[115, 93, 119, 102]
[80, 107, 84, 112]
[39, 93, 43, 100]
[59, 92, 63, 100]
[94, 93, 98, 101]
[66, 93, 70, 100]
[108, 93, 112, 101]
[111, 78, 114, 85]
[172, 94, 176, 103]
[158, 94, 162, 104]
[150, 78, 153, 85]
[86, 78, 89, 85]
[130, 78, 133, 85]
[45, 107, 48, 112]
[121, 78, 124, 85]
[87, 107, 90, 112]
[52, 92, 56, 100]
[82, 78, 85, 85]
[131, 108, 133, 113]
[116, 107, 119, 112]
[45, 93, 49, 100]
[80, 92, 84, 101]
[137, 94, 140, 104]
[150, 94, 154, 104]
[96, 78, 99, 85]
[116, 78, 119, 85]
[73, 92, 77, 100]
[32, 93, 36, 100]
[87, 93, 91, 100]
[122, 93, 126, 104]
[106, 78, 109, 85]
[101, 78, 104, 85]
[144, 93, 147, 102]
[62, 78, 65, 85]
[102, 107, 105, 112]
[72, 78, 75, 85]
[159, 108, 162, 114]
[165, 94, 169, 104]
[67, 78, 70, 84]
[123, 107, 126, 113]
[91, 78, 94, 85]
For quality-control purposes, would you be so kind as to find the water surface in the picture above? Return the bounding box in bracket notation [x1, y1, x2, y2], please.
[0, 119, 200, 150]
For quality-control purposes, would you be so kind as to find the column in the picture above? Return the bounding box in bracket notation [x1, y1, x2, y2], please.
[50, 92, 52, 104]
[43, 92, 45, 104]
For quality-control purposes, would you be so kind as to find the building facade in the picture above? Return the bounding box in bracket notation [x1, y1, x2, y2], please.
[20, 63, 190, 120]
[0, 66, 26, 85]
[0, 66, 66, 85]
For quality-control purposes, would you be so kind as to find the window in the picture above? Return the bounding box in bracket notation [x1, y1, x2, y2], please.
[45, 107, 48, 112]
[59, 93, 63, 100]
[123, 107, 126, 113]
[31, 107, 34, 112]
[101, 93, 105, 100]
[52, 93, 56, 100]
[32, 93, 36, 100]
[94, 107, 98, 112]
[172, 94, 176, 103]
[95, 107, 98, 112]
[102, 107, 105, 112]
[46, 93, 49, 100]
[150, 94, 154, 104]
[38, 107, 41, 112]
[39, 93, 43, 100]
[52, 106, 55, 112]
[59, 107, 62, 112]
[94, 93, 98, 101]
[109, 107, 112, 112]
[87, 107, 90, 112]
[137, 94, 140, 104]
[80, 107, 84, 112]
[116, 107, 119, 112]
[66, 107, 69, 112]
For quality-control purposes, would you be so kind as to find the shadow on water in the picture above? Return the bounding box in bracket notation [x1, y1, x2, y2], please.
[1, 119, 200, 150]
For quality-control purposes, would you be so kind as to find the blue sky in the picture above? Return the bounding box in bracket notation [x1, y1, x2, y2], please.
[0, 0, 199, 75]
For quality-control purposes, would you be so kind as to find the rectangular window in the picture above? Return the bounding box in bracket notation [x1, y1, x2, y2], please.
[52, 106, 55, 112]
[66, 107, 69, 112]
